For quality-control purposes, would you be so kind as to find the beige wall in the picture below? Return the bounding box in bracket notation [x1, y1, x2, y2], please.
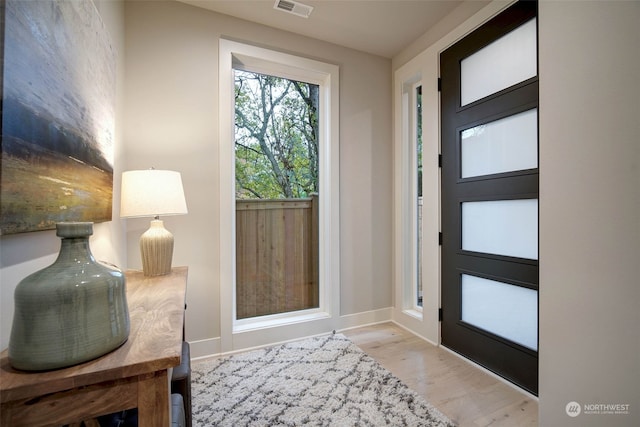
[539, 1, 640, 425]
[123, 0, 393, 346]
[0, 0, 127, 350]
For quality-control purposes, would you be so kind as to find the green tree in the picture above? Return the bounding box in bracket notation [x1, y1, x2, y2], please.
[234, 70, 319, 199]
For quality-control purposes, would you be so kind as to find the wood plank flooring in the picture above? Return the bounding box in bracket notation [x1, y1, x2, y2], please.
[342, 322, 538, 427]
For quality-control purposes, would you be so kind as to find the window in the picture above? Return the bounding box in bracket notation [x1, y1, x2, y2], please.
[234, 69, 320, 320]
[218, 40, 340, 351]
[415, 84, 423, 309]
[397, 77, 424, 317]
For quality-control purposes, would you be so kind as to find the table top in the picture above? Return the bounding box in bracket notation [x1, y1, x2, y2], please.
[0, 266, 188, 403]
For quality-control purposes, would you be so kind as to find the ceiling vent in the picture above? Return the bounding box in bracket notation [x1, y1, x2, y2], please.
[273, 0, 313, 18]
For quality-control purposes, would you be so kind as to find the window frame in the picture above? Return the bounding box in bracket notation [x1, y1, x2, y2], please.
[398, 77, 425, 318]
[218, 39, 340, 352]
[393, 61, 441, 343]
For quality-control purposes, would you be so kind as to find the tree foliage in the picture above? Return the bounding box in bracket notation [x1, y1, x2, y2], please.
[234, 70, 319, 199]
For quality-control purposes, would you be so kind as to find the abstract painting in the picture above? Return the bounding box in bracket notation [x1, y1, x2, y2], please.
[1, 0, 115, 234]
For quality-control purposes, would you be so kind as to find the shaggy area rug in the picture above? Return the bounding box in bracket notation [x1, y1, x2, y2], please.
[192, 333, 455, 426]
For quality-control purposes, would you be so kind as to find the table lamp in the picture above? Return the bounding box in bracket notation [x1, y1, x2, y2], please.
[120, 169, 188, 276]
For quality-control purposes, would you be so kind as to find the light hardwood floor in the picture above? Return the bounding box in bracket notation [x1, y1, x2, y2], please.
[342, 322, 538, 427]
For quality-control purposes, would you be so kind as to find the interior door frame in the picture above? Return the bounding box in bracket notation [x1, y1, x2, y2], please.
[391, 0, 518, 347]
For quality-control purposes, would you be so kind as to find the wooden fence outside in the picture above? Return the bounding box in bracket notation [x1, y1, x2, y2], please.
[235, 195, 319, 319]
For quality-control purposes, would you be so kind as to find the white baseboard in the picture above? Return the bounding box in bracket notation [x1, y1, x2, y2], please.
[337, 307, 393, 330]
[190, 336, 221, 360]
[390, 319, 439, 347]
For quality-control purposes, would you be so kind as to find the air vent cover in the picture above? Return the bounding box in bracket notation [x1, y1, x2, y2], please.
[274, 0, 313, 18]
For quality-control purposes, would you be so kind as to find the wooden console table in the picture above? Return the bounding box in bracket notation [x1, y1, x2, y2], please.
[0, 266, 188, 427]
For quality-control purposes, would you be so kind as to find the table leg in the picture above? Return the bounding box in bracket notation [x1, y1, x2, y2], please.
[137, 370, 170, 426]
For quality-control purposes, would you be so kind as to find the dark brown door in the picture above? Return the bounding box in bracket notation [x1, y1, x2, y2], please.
[440, 1, 539, 395]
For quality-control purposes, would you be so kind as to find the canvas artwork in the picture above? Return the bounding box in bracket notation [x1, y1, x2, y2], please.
[0, 0, 116, 235]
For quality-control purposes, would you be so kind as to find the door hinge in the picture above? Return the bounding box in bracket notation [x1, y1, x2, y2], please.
[438, 308, 443, 321]
[437, 77, 442, 92]
[438, 154, 442, 167]
[438, 232, 443, 246]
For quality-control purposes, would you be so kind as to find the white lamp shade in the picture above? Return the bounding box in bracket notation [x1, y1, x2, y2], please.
[120, 170, 188, 218]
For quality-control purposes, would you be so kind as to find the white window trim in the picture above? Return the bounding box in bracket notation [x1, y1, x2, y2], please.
[392, 0, 514, 345]
[395, 66, 437, 341]
[396, 76, 424, 320]
[218, 39, 340, 352]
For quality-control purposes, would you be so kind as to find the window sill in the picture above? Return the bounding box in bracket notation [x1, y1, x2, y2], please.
[234, 309, 330, 333]
[403, 308, 423, 321]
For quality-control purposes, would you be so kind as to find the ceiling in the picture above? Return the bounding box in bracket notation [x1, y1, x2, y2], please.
[176, 0, 465, 58]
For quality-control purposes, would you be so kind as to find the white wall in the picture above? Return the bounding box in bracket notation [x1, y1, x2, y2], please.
[539, 1, 640, 426]
[123, 1, 393, 352]
[0, 0, 127, 351]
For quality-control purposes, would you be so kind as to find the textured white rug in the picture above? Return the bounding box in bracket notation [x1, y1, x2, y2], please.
[192, 333, 455, 426]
